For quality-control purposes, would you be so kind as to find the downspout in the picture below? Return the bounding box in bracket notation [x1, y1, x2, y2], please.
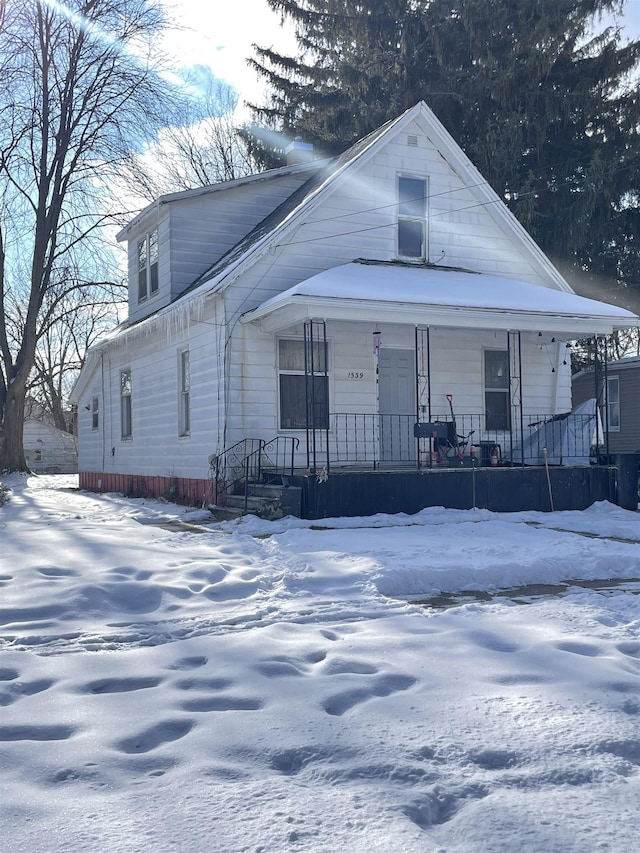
[101, 352, 106, 474]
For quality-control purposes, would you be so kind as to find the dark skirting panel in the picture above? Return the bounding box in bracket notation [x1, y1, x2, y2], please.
[294, 465, 621, 520]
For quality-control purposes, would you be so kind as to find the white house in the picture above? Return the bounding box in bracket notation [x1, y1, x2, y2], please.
[23, 417, 77, 473]
[71, 102, 638, 514]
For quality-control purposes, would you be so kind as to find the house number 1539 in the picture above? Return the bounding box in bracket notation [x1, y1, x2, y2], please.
[347, 371, 365, 379]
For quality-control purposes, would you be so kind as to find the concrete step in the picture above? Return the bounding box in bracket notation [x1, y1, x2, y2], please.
[225, 494, 274, 512]
[249, 483, 301, 498]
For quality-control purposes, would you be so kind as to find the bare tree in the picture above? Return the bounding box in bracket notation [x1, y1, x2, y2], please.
[0, 0, 177, 471]
[127, 76, 259, 203]
[29, 277, 126, 432]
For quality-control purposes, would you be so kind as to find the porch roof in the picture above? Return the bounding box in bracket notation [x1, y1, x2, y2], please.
[241, 261, 638, 336]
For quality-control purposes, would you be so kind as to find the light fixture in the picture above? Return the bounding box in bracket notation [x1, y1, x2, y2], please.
[372, 328, 381, 356]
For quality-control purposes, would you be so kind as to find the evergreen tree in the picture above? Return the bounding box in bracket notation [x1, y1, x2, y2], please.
[249, 0, 640, 310]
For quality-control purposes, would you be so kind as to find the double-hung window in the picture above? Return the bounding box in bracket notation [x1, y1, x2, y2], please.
[137, 229, 158, 302]
[606, 375, 620, 430]
[91, 396, 99, 431]
[484, 350, 510, 431]
[398, 176, 427, 260]
[278, 339, 329, 430]
[178, 349, 190, 436]
[120, 369, 132, 439]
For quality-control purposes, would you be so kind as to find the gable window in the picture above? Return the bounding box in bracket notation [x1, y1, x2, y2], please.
[137, 229, 158, 302]
[278, 339, 329, 430]
[398, 176, 427, 260]
[606, 375, 620, 430]
[484, 350, 510, 431]
[91, 396, 99, 431]
[120, 369, 132, 439]
[178, 349, 190, 436]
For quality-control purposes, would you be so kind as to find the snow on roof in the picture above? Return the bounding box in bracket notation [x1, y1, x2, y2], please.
[251, 261, 638, 321]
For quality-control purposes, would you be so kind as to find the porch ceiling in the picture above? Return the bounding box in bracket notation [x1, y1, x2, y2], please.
[241, 262, 638, 337]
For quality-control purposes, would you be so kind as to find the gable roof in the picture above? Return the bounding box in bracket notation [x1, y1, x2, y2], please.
[180, 101, 572, 302]
[183, 112, 403, 295]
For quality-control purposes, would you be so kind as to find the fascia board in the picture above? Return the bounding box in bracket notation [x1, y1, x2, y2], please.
[242, 295, 635, 337]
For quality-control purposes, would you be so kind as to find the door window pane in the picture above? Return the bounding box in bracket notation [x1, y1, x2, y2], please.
[484, 351, 510, 430]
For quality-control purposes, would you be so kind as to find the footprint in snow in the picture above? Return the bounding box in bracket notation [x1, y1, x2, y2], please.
[167, 656, 208, 671]
[322, 673, 416, 717]
[77, 676, 163, 694]
[0, 723, 77, 741]
[115, 719, 194, 754]
[179, 696, 263, 712]
[0, 677, 56, 706]
[555, 640, 602, 657]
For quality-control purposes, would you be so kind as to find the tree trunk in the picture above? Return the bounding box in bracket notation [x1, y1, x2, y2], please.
[1, 382, 27, 472]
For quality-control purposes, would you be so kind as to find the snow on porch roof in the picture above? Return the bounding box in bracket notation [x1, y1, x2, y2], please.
[241, 261, 638, 336]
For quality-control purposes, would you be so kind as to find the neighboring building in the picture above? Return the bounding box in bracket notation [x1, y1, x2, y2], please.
[24, 417, 77, 473]
[573, 355, 640, 454]
[71, 102, 638, 513]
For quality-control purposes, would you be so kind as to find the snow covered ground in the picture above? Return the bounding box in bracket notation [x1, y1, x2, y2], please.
[1, 474, 639, 853]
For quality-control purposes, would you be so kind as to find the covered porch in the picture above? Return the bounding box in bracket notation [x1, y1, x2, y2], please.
[240, 262, 636, 476]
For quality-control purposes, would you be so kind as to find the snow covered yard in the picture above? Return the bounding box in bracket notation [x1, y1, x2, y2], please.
[1, 475, 639, 853]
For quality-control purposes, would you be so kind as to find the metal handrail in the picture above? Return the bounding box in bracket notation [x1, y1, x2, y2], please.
[239, 436, 300, 511]
[209, 438, 264, 505]
[210, 436, 300, 510]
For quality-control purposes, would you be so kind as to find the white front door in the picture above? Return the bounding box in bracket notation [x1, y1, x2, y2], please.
[378, 348, 416, 462]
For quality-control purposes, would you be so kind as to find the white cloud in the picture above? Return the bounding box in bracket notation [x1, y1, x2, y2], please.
[161, 0, 297, 113]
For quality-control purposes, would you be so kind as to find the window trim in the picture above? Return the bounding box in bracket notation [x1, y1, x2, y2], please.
[120, 368, 132, 440]
[137, 228, 159, 303]
[397, 174, 428, 261]
[277, 337, 330, 431]
[483, 348, 511, 432]
[606, 374, 620, 432]
[178, 348, 191, 437]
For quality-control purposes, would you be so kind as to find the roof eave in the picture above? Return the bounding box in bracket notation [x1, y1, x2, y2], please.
[241, 294, 637, 337]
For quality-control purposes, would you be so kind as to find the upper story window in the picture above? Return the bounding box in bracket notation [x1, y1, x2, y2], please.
[606, 375, 620, 430]
[398, 176, 427, 260]
[484, 349, 510, 431]
[120, 369, 132, 439]
[137, 229, 158, 302]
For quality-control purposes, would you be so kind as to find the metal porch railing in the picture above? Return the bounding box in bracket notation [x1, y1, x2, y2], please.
[304, 412, 602, 470]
